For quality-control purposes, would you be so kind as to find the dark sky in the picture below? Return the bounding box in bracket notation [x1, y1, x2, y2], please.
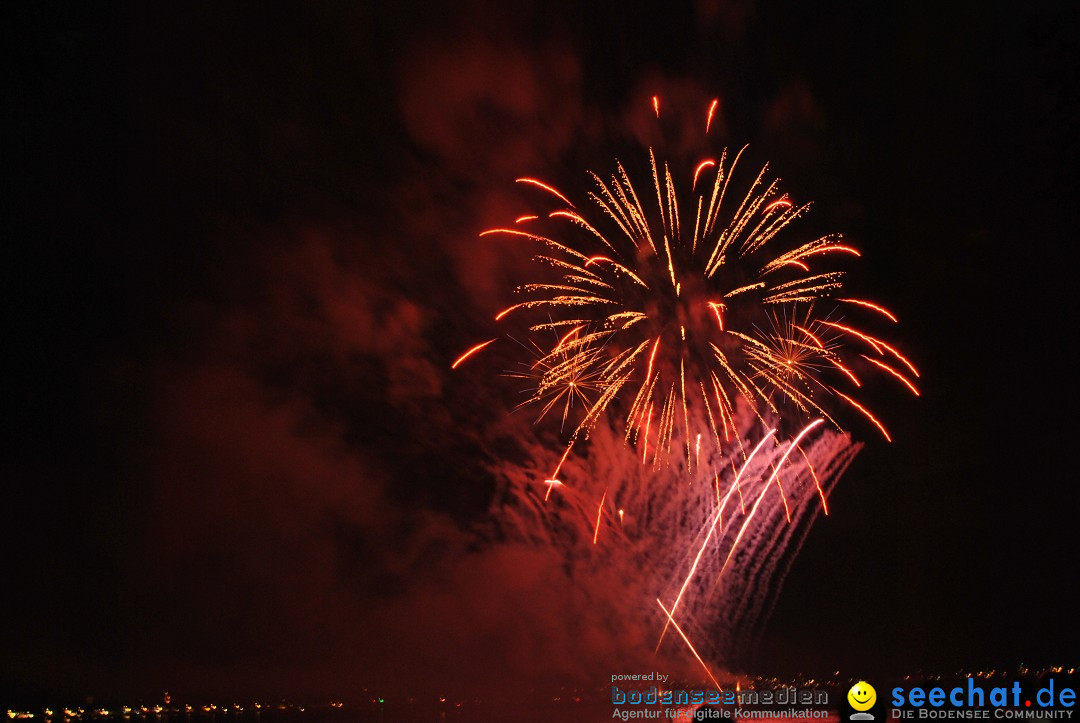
[5, 0, 1078, 705]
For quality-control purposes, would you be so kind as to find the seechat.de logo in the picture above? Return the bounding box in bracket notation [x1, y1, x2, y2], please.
[848, 682, 878, 721]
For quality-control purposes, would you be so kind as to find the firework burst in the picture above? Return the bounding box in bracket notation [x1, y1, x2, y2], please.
[503, 329, 612, 430]
[459, 100, 917, 473]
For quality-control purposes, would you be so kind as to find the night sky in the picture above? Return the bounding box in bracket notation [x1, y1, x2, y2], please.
[6, 0, 1078, 704]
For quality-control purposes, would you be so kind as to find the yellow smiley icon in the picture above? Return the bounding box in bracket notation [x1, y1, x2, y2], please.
[848, 681, 877, 711]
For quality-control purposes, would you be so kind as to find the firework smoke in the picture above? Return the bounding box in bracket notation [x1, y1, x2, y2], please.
[489, 403, 859, 672]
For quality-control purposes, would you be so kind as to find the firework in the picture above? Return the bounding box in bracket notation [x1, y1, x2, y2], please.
[458, 98, 916, 673]
[460, 100, 917, 474]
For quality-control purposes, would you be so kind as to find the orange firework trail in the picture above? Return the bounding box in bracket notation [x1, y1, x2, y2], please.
[516, 177, 575, 207]
[593, 489, 607, 544]
[451, 338, 496, 369]
[656, 598, 722, 692]
[543, 440, 576, 501]
[693, 159, 716, 191]
[705, 99, 719, 135]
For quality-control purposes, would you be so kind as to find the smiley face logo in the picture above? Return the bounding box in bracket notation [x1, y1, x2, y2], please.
[847, 681, 877, 711]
